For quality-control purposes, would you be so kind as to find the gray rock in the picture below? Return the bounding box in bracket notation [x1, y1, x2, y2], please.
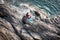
[0, 0, 4, 4]
[21, 29, 34, 40]
[0, 2, 60, 40]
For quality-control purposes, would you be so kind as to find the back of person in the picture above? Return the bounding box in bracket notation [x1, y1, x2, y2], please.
[22, 16, 27, 24]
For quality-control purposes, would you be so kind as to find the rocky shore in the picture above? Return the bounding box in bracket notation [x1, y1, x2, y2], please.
[0, 0, 60, 40]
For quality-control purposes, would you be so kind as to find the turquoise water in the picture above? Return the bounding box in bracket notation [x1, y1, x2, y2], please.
[10, 0, 60, 17]
[27, 0, 60, 17]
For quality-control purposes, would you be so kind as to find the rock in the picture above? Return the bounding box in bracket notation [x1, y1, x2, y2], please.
[0, 27, 20, 40]
[34, 11, 40, 17]
[0, 0, 4, 4]
[0, 4, 21, 40]
[0, 18, 21, 40]
[0, 17, 15, 32]
[0, 3, 60, 40]
[29, 31, 42, 40]
[21, 29, 34, 40]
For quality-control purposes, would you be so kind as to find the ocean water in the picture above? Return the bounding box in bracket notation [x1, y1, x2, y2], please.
[26, 0, 60, 17]
[6, 0, 60, 17]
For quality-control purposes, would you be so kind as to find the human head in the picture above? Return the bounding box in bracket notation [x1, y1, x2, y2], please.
[26, 12, 31, 18]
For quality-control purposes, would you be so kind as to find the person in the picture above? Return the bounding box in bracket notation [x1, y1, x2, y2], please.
[26, 12, 31, 18]
[22, 12, 35, 25]
[22, 15, 27, 24]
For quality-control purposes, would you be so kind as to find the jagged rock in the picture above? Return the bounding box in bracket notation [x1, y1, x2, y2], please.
[21, 29, 34, 40]
[0, 17, 14, 32]
[0, 27, 20, 40]
[0, 18, 21, 40]
[0, 2, 60, 40]
[0, 4, 21, 40]
[29, 31, 42, 40]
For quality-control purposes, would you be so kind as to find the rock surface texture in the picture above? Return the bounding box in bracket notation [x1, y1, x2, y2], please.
[0, 0, 60, 40]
